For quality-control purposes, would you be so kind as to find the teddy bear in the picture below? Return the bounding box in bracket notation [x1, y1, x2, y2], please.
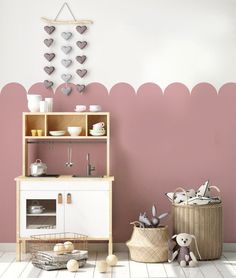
[168, 233, 201, 267]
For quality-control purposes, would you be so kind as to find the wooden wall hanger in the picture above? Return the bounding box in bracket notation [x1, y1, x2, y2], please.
[41, 2, 93, 25]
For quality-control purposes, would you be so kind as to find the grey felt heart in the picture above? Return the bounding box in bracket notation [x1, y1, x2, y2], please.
[61, 46, 72, 54]
[61, 87, 72, 95]
[61, 32, 72, 40]
[44, 66, 55, 75]
[76, 69, 87, 78]
[44, 53, 55, 61]
[61, 59, 72, 68]
[61, 74, 72, 82]
[76, 55, 87, 64]
[44, 80, 54, 88]
[76, 41, 87, 49]
[44, 38, 54, 47]
[44, 26, 55, 34]
[76, 26, 87, 34]
[76, 84, 86, 93]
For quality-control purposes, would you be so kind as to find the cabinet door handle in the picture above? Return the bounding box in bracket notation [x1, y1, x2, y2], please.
[67, 193, 72, 204]
[58, 193, 63, 204]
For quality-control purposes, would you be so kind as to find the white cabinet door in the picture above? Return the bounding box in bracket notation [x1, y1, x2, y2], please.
[20, 191, 64, 237]
[64, 190, 110, 238]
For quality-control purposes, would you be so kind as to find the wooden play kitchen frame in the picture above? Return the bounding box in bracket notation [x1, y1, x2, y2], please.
[15, 112, 113, 261]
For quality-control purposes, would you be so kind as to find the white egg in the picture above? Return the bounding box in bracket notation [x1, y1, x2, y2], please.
[67, 259, 79, 272]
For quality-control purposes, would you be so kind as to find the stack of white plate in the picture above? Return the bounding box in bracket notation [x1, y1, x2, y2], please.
[89, 129, 106, 136]
[49, 131, 65, 136]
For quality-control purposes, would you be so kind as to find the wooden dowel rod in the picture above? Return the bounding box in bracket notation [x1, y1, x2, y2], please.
[41, 17, 93, 24]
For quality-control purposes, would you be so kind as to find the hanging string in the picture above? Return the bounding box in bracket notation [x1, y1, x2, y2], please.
[54, 2, 77, 22]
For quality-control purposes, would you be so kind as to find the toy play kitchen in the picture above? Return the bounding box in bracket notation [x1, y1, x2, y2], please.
[15, 111, 114, 261]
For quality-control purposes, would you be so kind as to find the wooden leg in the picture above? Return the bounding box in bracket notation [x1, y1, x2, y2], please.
[16, 241, 21, 262]
[108, 238, 113, 255]
[22, 240, 26, 254]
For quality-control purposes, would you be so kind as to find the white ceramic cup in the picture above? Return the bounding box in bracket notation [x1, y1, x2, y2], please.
[89, 105, 102, 112]
[40, 101, 48, 112]
[45, 98, 53, 112]
[93, 122, 105, 130]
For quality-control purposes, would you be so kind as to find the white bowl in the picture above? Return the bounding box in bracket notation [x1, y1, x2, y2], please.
[75, 105, 86, 112]
[49, 131, 65, 136]
[89, 129, 106, 136]
[68, 126, 82, 136]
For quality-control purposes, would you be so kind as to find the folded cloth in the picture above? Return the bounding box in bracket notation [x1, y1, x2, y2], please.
[32, 250, 88, 264]
[32, 258, 87, 271]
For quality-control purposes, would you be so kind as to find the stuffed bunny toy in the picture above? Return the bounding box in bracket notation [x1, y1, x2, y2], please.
[168, 233, 201, 267]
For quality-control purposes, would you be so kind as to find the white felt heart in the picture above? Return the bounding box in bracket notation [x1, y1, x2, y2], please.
[61, 59, 72, 68]
[61, 46, 72, 54]
[61, 74, 72, 82]
[61, 32, 72, 40]
[61, 87, 72, 95]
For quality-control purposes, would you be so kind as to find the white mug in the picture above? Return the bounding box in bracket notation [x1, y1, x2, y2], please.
[93, 122, 105, 130]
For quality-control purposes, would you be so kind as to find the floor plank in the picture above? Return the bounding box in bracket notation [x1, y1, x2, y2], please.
[212, 258, 236, 278]
[129, 259, 148, 278]
[94, 252, 112, 278]
[199, 261, 224, 278]
[147, 262, 167, 278]
[112, 252, 130, 278]
[163, 262, 186, 278]
[75, 252, 96, 278]
[181, 263, 205, 278]
[0, 252, 16, 277]
[19, 262, 42, 278]
[2, 258, 30, 278]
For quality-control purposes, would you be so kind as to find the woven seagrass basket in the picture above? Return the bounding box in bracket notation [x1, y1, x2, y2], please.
[126, 222, 169, 263]
[172, 187, 223, 260]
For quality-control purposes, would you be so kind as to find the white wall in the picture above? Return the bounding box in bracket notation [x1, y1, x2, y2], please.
[0, 0, 236, 91]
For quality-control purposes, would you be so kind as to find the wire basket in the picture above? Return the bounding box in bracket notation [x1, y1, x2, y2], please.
[29, 232, 88, 255]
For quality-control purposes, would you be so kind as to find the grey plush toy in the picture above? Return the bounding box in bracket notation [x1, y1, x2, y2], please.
[139, 204, 168, 228]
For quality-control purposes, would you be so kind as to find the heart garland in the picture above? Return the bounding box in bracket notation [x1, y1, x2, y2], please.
[61, 87, 72, 95]
[44, 53, 56, 61]
[44, 26, 56, 34]
[76, 55, 87, 64]
[76, 41, 87, 49]
[76, 26, 87, 34]
[61, 59, 72, 68]
[61, 46, 72, 54]
[76, 84, 86, 93]
[44, 80, 54, 88]
[61, 74, 72, 82]
[44, 38, 54, 47]
[44, 66, 55, 75]
[61, 32, 72, 40]
[76, 69, 87, 78]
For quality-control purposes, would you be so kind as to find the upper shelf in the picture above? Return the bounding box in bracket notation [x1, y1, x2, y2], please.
[23, 112, 110, 140]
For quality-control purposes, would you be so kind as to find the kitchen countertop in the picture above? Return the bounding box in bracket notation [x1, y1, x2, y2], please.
[15, 175, 114, 181]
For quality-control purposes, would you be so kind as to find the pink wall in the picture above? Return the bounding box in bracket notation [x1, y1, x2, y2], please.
[0, 82, 236, 243]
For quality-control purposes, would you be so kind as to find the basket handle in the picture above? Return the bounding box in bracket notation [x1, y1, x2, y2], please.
[209, 185, 221, 201]
[130, 221, 145, 229]
[172, 187, 188, 205]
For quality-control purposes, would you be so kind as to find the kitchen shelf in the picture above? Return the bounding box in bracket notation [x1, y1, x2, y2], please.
[27, 211, 56, 216]
[22, 112, 110, 176]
